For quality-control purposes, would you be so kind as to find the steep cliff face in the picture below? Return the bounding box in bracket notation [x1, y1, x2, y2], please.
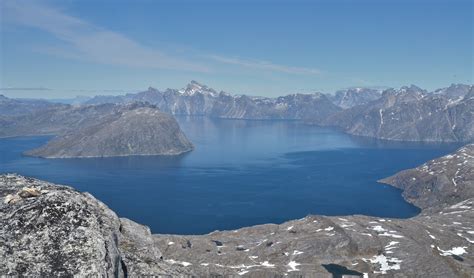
[329, 87, 384, 109]
[25, 105, 193, 158]
[325, 85, 474, 142]
[1, 145, 473, 276]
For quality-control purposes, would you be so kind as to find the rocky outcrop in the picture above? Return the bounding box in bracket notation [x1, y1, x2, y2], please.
[1, 145, 473, 276]
[25, 104, 193, 158]
[329, 87, 384, 109]
[325, 85, 474, 142]
[380, 143, 474, 210]
[434, 84, 473, 99]
[0, 175, 124, 276]
[0, 174, 185, 276]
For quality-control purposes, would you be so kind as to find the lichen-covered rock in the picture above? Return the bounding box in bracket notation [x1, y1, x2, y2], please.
[0, 174, 124, 276]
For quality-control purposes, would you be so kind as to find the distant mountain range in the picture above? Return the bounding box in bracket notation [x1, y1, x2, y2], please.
[328, 87, 385, 109]
[1, 82, 472, 143]
[84, 81, 342, 122]
[324, 84, 473, 142]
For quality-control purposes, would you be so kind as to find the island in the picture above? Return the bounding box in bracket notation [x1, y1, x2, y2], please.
[25, 104, 193, 158]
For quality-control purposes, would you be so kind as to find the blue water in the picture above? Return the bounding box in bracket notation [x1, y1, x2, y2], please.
[0, 117, 461, 234]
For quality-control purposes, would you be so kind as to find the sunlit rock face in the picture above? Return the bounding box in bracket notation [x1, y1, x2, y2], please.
[325, 85, 474, 142]
[329, 87, 384, 109]
[1, 144, 473, 276]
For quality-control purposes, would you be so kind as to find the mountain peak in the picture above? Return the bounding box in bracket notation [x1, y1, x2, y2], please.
[182, 80, 218, 96]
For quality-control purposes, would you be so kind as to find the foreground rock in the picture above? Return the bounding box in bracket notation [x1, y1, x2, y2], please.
[25, 104, 193, 158]
[0, 175, 183, 276]
[0, 145, 473, 276]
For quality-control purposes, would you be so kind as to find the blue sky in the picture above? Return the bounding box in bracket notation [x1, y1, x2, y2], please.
[0, 0, 472, 98]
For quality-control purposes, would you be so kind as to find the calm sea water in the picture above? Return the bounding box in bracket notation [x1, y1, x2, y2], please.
[0, 117, 461, 234]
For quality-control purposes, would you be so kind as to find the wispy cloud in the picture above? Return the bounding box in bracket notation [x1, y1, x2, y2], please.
[206, 55, 322, 75]
[1, 1, 210, 72]
[2, 1, 323, 77]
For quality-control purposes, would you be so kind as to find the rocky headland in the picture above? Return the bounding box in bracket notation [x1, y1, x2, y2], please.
[25, 104, 193, 158]
[0, 102, 193, 158]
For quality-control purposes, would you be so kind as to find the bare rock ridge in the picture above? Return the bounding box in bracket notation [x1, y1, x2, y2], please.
[1, 144, 473, 276]
[26, 104, 193, 158]
[380, 144, 474, 211]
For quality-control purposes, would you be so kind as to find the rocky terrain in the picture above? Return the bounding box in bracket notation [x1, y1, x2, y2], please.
[25, 104, 193, 158]
[0, 102, 119, 138]
[324, 85, 474, 142]
[0, 102, 193, 158]
[0, 94, 64, 116]
[1, 145, 473, 276]
[328, 87, 384, 109]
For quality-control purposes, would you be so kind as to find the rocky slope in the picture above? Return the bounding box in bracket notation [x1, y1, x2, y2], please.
[324, 85, 474, 142]
[86, 81, 341, 121]
[1, 145, 473, 276]
[329, 87, 384, 109]
[0, 94, 64, 116]
[380, 143, 474, 210]
[0, 102, 119, 138]
[0, 102, 193, 157]
[25, 104, 193, 158]
[434, 84, 473, 99]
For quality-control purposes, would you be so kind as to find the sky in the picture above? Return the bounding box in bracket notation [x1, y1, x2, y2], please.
[0, 0, 472, 98]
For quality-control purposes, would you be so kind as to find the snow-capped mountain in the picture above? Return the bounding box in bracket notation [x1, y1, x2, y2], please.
[86, 81, 341, 121]
[325, 85, 474, 142]
[329, 87, 385, 109]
